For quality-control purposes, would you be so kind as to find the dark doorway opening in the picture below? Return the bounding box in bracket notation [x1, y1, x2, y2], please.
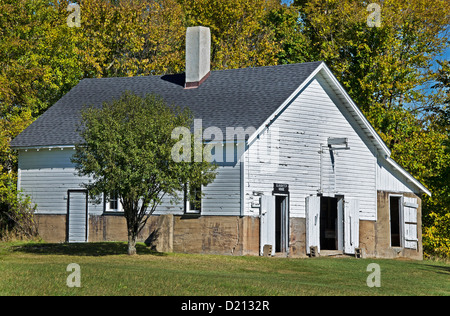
[275, 195, 287, 253]
[390, 196, 401, 247]
[320, 196, 338, 250]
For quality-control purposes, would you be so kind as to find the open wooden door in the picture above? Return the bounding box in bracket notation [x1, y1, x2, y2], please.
[337, 197, 344, 251]
[403, 197, 418, 250]
[260, 195, 276, 256]
[306, 195, 320, 255]
[344, 199, 359, 254]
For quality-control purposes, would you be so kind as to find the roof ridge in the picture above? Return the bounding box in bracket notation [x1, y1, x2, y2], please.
[76, 61, 325, 81]
[11, 61, 323, 148]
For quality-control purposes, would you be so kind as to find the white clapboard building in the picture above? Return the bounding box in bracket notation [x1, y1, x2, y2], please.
[11, 27, 430, 259]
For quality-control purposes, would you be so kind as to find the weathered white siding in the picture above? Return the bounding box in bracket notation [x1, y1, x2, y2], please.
[18, 148, 242, 216]
[18, 148, 103, 215]
[244, 74, 378, 220]
[376, 158, 416, 193]
[153, 163, 241, 216]
[201, 163, 241, 216]
[18, 148, 188, 215]
[149, 194, 184, 215]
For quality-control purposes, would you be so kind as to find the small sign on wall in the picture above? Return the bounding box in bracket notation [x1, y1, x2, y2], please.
[251, 198, 261, 208]
[273, 183, 289, 194]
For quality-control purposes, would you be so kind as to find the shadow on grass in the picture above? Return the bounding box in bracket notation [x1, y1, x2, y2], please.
[420, 264, 450, 276]
[11, 242, 167, 257]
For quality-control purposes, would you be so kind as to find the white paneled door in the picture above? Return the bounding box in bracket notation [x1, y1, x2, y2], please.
[67, 190, 88, 243]
[260, 195, 276, 256]
[344, 199, 359, 254]
[306, 195, 321, 254]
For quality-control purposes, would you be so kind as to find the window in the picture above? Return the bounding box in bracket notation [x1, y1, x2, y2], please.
[109, 193, 118, 210]
[185, 183, 201, 214]
[390, 196, 401, 247]
[105, 192, 121, 212]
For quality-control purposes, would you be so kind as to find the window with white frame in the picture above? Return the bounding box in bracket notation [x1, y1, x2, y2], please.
[185, 183, 201, 214]
[105, 192, 122, 212]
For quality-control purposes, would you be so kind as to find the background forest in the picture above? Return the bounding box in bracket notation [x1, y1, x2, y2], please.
[0, 0, 448, 258]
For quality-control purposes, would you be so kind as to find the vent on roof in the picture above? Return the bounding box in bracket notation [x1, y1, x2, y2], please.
[185, 26, 211, 89]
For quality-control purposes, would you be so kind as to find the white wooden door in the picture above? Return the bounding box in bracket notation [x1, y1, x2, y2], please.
[306, 195, 320, 254]
[344, 199, 359, 254]
[67, 190, 88, 243]
[403, 197, 418, 249]
[337, 197, 344, 251]
[260, 195, 275, 256]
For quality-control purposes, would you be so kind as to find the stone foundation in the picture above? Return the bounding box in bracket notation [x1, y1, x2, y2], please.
[173, 215, 259, 255]
[358, 191, 423, 260]
[359, 220, 376, 258]
[35, 214, 66, 243]
[34, 213, 260, 255]
[33, 192, 423, 260]
[373, 191, 423, 260]
[289, 217, 307, 257]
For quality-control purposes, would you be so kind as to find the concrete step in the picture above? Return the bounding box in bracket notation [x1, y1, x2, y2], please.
[319, 250, 345, 257]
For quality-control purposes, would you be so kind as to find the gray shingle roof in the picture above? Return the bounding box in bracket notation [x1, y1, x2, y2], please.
[10, 61, 323, 148]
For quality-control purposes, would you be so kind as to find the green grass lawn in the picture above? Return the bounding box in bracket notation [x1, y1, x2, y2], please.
[0, 241, 449, 296]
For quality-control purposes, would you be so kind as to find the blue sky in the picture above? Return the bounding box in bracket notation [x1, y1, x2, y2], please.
[433, 43, 449, 68]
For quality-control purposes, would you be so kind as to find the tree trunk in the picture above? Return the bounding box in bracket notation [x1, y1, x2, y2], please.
[128, 233, 137, 255]
[124, 203, 138, 255]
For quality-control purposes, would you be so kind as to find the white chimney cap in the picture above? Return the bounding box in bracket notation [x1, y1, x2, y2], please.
[185, 26, 211, 89]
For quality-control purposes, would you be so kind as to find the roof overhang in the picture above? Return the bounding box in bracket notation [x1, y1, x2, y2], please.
[384, 156, 431, 196]
[13, 145, 76, 151]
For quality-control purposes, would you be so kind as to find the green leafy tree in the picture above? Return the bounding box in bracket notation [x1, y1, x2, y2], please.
[0, 0, 186, 237]
[265, 4, 312, 65]
[294, 0, 449, 114]
[0, 0, 83, 235]
[73, 0, 186, 77]
[179, 0, 282, 69]
[72, 92, 217, 255]
[421, 60, 450, 259]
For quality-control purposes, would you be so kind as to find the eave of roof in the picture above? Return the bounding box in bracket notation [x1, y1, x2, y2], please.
[384, 156, 431, 196]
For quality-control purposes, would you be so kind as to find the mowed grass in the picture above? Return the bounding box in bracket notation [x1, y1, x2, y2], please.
[0, 241, 449, 296]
